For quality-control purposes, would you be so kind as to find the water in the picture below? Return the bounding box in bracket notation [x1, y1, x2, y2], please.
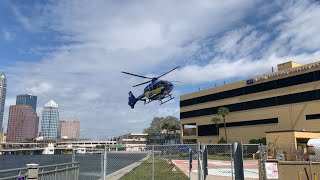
[0, 153, 147, 180]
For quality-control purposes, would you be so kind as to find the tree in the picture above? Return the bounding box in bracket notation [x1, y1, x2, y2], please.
[169, 123, 180, 134]
[161, 122, 171, 135]
[143, 116, 180, 144]
[217, 107, 229, 142]
[211, 116, 220, 136]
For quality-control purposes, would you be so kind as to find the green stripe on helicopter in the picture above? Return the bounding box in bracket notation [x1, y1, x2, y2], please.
[145, 86, 165, 99]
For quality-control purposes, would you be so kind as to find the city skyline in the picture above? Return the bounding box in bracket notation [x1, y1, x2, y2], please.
[1, 1, 320, 139]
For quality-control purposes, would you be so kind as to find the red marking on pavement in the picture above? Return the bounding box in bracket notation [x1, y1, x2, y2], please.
[172, 160, 258, 167]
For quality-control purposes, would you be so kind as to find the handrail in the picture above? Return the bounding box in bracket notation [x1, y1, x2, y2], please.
[0, 167, 27, 173]
[38, 166, 79, 175]
[0, 174, 27, 180]
[38, 162, 78, 169]
[0, 162, 79, 180]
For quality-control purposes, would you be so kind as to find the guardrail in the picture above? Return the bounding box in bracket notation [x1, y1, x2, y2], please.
[0, 162, 79, 180]
[38, 162, 79, 180]
[0, 167, 27, 180]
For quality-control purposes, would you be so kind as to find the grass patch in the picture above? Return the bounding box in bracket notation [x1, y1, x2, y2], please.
[120, 158, 188, 180]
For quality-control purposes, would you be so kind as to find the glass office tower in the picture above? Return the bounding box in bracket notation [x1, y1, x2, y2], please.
[16, 94, 37, 111]
[41, 100, 59, 139]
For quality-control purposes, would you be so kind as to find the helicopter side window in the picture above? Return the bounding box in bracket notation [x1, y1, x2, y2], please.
[153, 83, 160, 89]
[145, 85, 151, 91]
[158, 81, 165, 87]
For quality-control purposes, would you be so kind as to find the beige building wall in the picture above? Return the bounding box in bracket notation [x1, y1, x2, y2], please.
[117, 133, 148, 151]
[180, 61, 320, 144]
[266, 131, 320, 160]
[59, 120, 80, 139]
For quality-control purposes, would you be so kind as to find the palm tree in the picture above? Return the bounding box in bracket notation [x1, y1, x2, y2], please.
[217, 107, 229, 142]
[211, 116, 220, 136]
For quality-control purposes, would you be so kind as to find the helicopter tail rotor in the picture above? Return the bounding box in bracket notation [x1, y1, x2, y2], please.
[128, 91, 138, 109]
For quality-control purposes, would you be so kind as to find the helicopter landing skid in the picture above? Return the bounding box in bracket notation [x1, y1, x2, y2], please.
[144, 99, 151, 105]
[160, 95, 174, 105]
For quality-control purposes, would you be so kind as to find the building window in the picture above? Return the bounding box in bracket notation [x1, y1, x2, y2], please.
[197, 118, 278, 136]
[181, 70, 320, 107]
[181, 90, 319, 119]
[306, 114, 320, 120]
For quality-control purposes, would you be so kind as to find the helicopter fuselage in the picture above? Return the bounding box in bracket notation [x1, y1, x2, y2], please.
[122, 66, 179, 108]
[143, 80, 173, 100]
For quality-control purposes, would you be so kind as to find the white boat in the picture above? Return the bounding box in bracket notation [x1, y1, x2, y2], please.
[76, 147, 86, 154]
[42, 143, 55, 155]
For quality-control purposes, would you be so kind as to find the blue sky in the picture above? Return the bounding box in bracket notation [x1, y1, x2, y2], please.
[1, 0, 320, 139]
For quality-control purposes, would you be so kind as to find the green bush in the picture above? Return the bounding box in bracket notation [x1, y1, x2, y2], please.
[218, 137, 227, 144]
[249, 137, 266, 145]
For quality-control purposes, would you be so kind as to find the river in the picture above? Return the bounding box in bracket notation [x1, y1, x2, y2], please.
[0, 153, 147, 180]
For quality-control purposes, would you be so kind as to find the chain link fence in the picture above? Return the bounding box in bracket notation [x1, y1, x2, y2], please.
[259, 142, 320, 180]
[103, 143, 261, 180]
[1, 143, 263, 180]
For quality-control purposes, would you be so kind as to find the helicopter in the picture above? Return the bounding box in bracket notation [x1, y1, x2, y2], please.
[121, 66, 180, 109]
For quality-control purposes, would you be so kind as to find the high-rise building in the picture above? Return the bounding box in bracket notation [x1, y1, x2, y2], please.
[6, 105, 39, 142]
[16, 94, 37, 111]
[41, 100, 59, 139]
[0, 73, 6, 133]
[59, 120, 80, 139]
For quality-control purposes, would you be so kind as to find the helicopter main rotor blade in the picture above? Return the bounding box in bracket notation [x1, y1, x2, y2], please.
[133, 80, 152, 87]
[121, 71, 153, 79]
[170, 81, 183, 83]
[157, 66, 180, 79]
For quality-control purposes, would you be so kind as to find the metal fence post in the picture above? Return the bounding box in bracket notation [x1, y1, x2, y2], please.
[202, 145, 208, 180]
[233, 142, 244, 180]
[259, 144, 267, 180]
[72, 149, 75, 163]
[65, 164, 68, 179]
[103, 145, 107, 180]
[261, 144, 267, 180]
[197, 142, 201, 180]
[189, 148, 192, 180]
[26, 164, 39, 180]
[309, 155, 314, 180]
[152, 146, 155, 180]
[230, 144, 234, 180]
[101, 148, 104, 179]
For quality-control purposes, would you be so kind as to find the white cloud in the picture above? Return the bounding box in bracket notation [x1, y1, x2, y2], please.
[5, 98, 15, 108]
[2, 30, 15, 41]
[26, 82, 53, 95]
[165, 0, 320, 85]
[2, 0, 320, 139]
[4, 1, 34, 31]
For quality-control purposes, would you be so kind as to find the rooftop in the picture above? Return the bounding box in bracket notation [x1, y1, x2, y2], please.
[44, 100, 58, 108]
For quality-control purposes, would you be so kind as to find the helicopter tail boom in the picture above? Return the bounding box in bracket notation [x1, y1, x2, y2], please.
[128, 91, 138, 109]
